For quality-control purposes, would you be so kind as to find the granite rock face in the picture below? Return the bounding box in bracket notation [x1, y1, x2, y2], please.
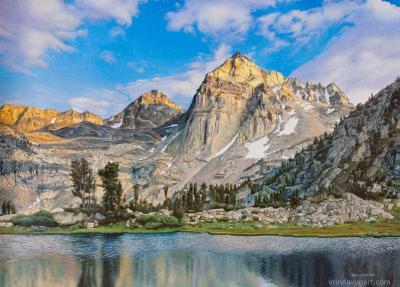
[169, 52, 352, 160]
[257, 78, 400, 198]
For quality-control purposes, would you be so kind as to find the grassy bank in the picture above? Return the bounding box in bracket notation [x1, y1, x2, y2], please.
[0, 221, 399, 237]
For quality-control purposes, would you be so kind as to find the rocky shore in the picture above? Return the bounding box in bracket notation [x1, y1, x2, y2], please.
[184, 193, 395, 227]
[0, 193, 397, 231]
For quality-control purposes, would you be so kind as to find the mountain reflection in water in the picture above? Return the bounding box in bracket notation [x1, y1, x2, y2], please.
[0, 233, 398, 287]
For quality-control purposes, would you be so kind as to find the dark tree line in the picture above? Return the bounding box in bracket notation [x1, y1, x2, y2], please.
[1, 200, 16, 214]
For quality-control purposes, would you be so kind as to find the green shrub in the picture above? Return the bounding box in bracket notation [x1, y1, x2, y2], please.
[11, 211, 57, 227]
[172, 206, 185, 220]
[135, 214, 182, 229]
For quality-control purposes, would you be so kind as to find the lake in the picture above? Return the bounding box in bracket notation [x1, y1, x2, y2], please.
[0, 233, 398, 287]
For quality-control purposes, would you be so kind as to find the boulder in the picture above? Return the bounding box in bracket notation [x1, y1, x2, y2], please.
[133, 211, 144, 218]
[0, 214, 15, 222]
[52, 211, 82, 226]
[157, 209, 171, 216]
[0, 221, 13, 227]
[95, 213, 106, 221]
[86, 222, 97, 229]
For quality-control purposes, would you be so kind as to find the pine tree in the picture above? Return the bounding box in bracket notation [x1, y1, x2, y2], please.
[10, 202, 16, 214]
[99, 162, 123, 212]
[133, 184, 140, 210]
[187, 184, 194, 210]
[163, 186, 169, 200]
[70, 159, 96, 209]
[5, 201, 11, 214]
[1, 202, 6, 214]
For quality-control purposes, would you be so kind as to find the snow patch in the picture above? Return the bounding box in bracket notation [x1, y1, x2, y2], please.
[209, 133, 239, 160]
[326, 108, 335, 114]
[288, 109, 296, 116]
[324, 90, 331, 104]
[245, 135, 270, 159]
[277, 117, 299, 136]
[303, 103, 313, 111]
[275, 115, 283, 132]
[111, 119, 123, 129]
[165, 124, 178, 128]
[50, 117, 56, 124]
[171, 131, 182, 141]
[272, 86, 281, 93]
[161, 131, 182, 152]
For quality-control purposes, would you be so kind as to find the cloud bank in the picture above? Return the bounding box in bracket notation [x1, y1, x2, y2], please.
[0, 0, 144, 72]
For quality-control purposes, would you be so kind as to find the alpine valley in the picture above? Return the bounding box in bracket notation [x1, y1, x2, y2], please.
[0, 53, 399, 230]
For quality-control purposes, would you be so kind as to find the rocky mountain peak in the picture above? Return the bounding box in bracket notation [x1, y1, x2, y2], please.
[326, 83, 352, 107]
[168, 53, 353, 160]
[0, 103, 30, 126]
[0, 103, 103, 132]
[106, 90, 183, 129]
[136, 90, 183, 111]
[208, 52, 284, 88]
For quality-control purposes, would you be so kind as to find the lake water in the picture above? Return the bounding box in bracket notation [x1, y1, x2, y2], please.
[0, 233, 399, 287]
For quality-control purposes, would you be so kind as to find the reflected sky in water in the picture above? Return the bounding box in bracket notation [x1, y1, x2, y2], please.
[0, 233, 399, 287]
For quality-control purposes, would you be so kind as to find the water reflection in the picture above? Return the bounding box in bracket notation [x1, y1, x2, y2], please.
[0, 234, 399, 287]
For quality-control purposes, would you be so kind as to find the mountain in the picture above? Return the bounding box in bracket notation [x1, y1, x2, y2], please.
[141, 52, 353, 193]
[106, 90, 183, 129]
[0, 53, 354, 212]
[257, 78, 400, 199]
[0, 104, 103, 132]
[166, 52, 352, 160]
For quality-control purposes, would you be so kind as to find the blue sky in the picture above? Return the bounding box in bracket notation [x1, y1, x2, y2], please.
[1, 0, 400, 118]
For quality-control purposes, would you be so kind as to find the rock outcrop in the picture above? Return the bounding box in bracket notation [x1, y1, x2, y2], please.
[106, 90, 183, 129]
[184, 193, 394, 227]
[52, 211, 83, 226]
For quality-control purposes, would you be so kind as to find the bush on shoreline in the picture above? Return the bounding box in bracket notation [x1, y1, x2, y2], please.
[11, 211, 57, 227]
[135, 214, 183, 229]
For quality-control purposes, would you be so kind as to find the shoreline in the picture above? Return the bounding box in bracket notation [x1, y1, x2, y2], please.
[1, 221, 399, 238]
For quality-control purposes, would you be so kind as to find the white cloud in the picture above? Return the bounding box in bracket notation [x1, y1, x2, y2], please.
[118, 44, 232, 104]
[68, 89, 128, 117]
[75, 0, 145, 26]
[0, 0, 144, 72]
[291, 0, 400, 104]
[258, 1, 361, 46]
[109, 26, 126, 38]
[70, 44, 232, 117]
[166, 0, 278, 41]
[100, 50, 117, 64]
[127, 60, 150, 73]
[69, 97, 111, 115]
[0, 0, 84, 72]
